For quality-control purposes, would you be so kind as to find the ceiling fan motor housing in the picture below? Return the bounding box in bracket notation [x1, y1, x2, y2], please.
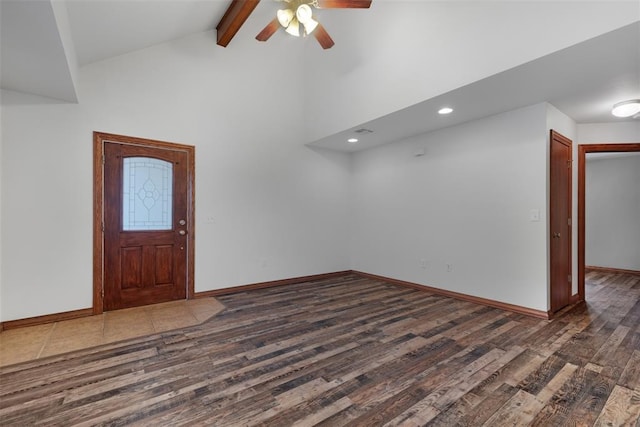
[256, 0, 372, 49]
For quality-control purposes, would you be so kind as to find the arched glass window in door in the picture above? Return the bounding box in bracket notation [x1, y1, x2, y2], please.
[122, 157, 173, 230]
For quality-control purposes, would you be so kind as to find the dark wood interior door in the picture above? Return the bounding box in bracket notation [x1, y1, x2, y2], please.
[550, 130, 573, 313]
[104, 142, 188, 310]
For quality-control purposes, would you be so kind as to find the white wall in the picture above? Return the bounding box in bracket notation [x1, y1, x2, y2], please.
[303, 1, 638, 142]
[350, 103, 549, 311]
[2, 4, 638, 322]
[585, 155, 640, 271]
[0, 32, 352, 321]
[0, 0, 3, 322]
[0, 101, 3, 322]
[578, 122, 640, 144]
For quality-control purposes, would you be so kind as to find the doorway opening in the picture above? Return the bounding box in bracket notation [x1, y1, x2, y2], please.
[578, 142, 640, 302]
[93, 132, 195, 314]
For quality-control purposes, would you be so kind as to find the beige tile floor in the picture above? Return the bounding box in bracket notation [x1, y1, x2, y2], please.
[0, 297, 225, 367]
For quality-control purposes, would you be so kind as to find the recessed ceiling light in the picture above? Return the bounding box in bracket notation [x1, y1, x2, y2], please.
[347, 138, 359, 143]
[438, 107, 454, 115]
[611, 99, 640, 118]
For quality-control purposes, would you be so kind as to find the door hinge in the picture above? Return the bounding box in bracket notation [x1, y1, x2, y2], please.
[101, 222, 105, 232]
[102, 154, 105, 164]
[568, 218, 572, 226]
[568, 274, 572, 283]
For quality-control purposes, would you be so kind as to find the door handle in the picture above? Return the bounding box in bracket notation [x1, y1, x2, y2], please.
[178, 230, 187, 236]
[552, 232, 561, 238]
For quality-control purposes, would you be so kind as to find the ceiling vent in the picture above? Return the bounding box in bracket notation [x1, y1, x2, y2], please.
[354, 128, 373, 134]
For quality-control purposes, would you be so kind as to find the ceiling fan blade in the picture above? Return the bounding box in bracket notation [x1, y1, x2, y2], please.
[315, 0, 372, 8]
[313, 23, 335, 49]
[256, 18, 281, 41]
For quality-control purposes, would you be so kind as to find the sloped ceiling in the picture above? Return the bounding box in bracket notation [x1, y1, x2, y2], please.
[1, 0, 78, 102]
[1, 0, 638, 150]
[309, 21, 640, 152]
[65, 1, 230, 66]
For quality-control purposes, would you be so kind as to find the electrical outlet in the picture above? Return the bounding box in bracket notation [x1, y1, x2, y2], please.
[446, 264, 453, 272]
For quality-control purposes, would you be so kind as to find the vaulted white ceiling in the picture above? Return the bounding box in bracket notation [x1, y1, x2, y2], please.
[1, 0, 639, 150]
[66, 1, 230, 67]
[309, 20, 640, 152]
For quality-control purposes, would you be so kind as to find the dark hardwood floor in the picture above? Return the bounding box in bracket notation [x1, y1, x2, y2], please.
[1, 270, 639, 426]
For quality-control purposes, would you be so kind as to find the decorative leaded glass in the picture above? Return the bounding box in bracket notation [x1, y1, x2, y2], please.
[122, 157, 173, 230]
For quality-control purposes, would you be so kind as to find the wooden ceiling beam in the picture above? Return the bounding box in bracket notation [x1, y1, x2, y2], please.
[216, 0, 260, 47]
[316, 0, 372, 8]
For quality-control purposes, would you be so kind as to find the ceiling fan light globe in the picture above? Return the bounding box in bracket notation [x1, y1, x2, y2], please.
[302, 18, 318, 35]
[296, 4, 314, 24]
[285, 18, 300, 36]
[277, 9, 294, 27]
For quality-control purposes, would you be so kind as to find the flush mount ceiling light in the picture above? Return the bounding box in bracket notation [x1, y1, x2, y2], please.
[611, 99, 640, 118]
[256, 0, 372, 49]
[438, 107, 454, 115]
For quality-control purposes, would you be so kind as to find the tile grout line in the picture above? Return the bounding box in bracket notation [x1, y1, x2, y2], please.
[150, 309, 159, 334]
[101, 313, 106, 341]
[36, 322, 57, 359]
[185, 300, 199, 325]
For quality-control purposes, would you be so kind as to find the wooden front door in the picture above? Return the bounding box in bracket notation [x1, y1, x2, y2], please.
[549, 130, 573, 313]
[103, 141, 189, 310]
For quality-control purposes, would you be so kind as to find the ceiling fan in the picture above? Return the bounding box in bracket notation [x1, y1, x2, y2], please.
[256, 0, 372, 49]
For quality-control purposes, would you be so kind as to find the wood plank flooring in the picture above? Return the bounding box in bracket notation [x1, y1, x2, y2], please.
[1, 270, 639, 426]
